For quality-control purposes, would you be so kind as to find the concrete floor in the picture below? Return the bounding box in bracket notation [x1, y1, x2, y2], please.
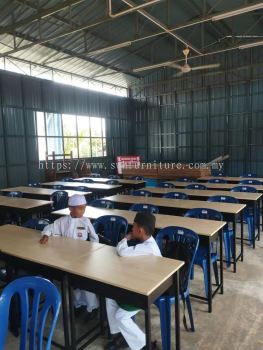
[4, 229, 263, 350]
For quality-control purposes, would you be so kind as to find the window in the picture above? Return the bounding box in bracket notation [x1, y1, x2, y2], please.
[36, 112, 107, 160]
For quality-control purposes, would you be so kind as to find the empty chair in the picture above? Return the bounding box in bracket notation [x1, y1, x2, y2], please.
[208, 178, 227, 184]
[22, 218, 50, 231]
[207, 195, 239, 267]
[81, 178, 94, 183]
[93, 215, 128, 246]
[130, 176, 145, 180]
[106, 180, 119, 185]
[51, 191, 68, 211]
[184, 208, 222, 298]
[6, 191, 23, 198]
[242, 173, 257, 177]
[76, 186, 89, 192]
[53, 185, 65, 190]
[107, 175, 120, 179]
[129, 203, 159, 214]
[239, 179, 261, 185]
[176, 177, 194, 182]
[231, 185, 257, 193]
[186, 184, 207, 190]
[89, 173, 101, 178]
[158, 182, 175, 188]
[28, 182, 40, 187]
[163, 192, 189, 200]
[0, 276, 61, 350]
[132, 189, 152, 197]
[62, 177, 75, 182]
[90, 199, 114, 209]
[155, 226, 199, 348]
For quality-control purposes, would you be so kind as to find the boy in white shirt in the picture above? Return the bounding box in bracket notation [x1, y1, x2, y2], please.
[39, 194, 99, 316]
[105, 212, 161, 350]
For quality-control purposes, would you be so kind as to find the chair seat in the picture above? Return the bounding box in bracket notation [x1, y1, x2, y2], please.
[194, 245, 218, 265]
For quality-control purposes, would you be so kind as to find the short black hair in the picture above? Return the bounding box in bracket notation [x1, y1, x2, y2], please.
[134, 212, 156, 236]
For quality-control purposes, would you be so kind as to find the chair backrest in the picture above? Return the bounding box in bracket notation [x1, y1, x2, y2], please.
[176, 177, 194, 182]
[90, 199, 114, 209]
[106, 180, 119, 185]
[129, 203, 159, 214]
[163, 191, 189, 199]
[130, 176, 145, 180]
[93, 215, 128, 245]
[158, 182, 175, 188]
[53, 185, 65, 190]
[242, 173, 257, 178]
[231, 185, 257, 193]
[0, 276, 61, 350]
[132, 189, 152, 197]
[76, 186, 89, 192]
[81, 179, 94, 183]
[22, 218, 50, 231]
[184, 207, 223, 221]
[207, 195, 239, 204]
[6, 191, 23, 198]
[208, 178, 227, 184]
[89, 173, 101, 178]
[62, 177, 74, 182]
[156, 226, 199, 295]
[186, 184, 207, 190]
[239, 179, 261, 185]
[51, 191, 69, 210]
[28, 182, 40, 187]
[107, 175, 120, 179]
[217, 173, 224, 176]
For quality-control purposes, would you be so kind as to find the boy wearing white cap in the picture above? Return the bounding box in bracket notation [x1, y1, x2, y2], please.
[40, 194, 99, 315]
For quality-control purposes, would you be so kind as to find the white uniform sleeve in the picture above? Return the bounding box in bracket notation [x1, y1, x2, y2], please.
[41, 217, 64, 237]
[116, 238, 156, 257]
[87, 220, 99, 242]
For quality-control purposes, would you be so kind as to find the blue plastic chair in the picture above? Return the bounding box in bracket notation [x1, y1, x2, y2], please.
[132, 189, 152, 197]
[28, 182, 40, 187]
[207, 195, 239, 267]
[53, 185, 65, 190]
[76, 186, 89, 192]
[208, 178, 227, 184]
[155, 226, 199, 349]
[129, 203, 159, 214]
[163, 192, 189, 200]
[81, 179, 94, 183]
[90, 199, 114, 209]
[62, 177, 75, 182]
[0, 276, 61, 350]
[106, 180, 119, 185]
[130, 176, 145, 180]
[176, 178, 194, 182]
[239, 179, 261, 185]
[51, 191, 68, 211]
[22, 218, 50, 231]
[107, 175, 120, 179]
[231, 186, 258, 245]
[158, 182, 175, 188]
[93, 215, 128, 246]
[186, 184, 207, 190]
[184, 208, 222, 298]
[242, 173, 257, 177]
[89, 173, 101, 178]
[6, 191, 23, 198]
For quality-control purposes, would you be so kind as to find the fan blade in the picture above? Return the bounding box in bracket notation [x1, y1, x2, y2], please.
[191, 63, 220, 71]
[169, 63, 182, 70]
[172, 71, 184, 78]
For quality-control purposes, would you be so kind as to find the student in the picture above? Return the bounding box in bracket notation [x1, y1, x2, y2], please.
[39, 194, 99, 316]
[105, 212, 161, 350]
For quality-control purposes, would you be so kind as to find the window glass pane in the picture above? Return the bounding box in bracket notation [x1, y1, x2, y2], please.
[64, 137, 78, 158]
[46, 113, 62, 137]
[62, 114, 77, 136]
[47, 137, 63, 156]
[103, 138, 107, 156]
[90, 117, 102, 137]
[77, 116, 90, 137]
[79, 138, 91, 158]
[38, 137, 46, 161]
[36, 111, 45, 136]
[102, 118, 106, 137]
[91, 138, 103, 157]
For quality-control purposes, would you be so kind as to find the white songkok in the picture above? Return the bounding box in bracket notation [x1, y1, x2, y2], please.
[68, 194, 87, 206]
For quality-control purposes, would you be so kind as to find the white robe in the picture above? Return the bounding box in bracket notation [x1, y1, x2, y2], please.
[106, 236, 161, 350]
[42, 215, 99, 312]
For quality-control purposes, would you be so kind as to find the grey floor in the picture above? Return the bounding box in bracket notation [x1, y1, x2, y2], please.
[5, 228, 263, 350]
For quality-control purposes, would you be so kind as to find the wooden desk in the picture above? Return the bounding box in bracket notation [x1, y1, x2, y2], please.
[74, 177, 146, 190]
[1, 186, 92, 201]
[144, 187, 261, 249]
[41, 181, 122, 198]
[198, 176, 263, 183]
[53, 206, 226, 313]
[103, 194, 245, 273]
[0, 225, 183, 350]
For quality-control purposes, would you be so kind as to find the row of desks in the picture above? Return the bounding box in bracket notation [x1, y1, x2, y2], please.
[0, 224, 183, 350]
[198, 176, 263, 183]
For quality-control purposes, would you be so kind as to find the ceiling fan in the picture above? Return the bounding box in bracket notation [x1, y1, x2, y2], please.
[170, 47, 220, 77]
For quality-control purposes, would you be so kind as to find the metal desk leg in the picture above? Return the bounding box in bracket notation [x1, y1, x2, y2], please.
[261, 196, 263, 231]
[207, 243, 212, 313]
[69, 285, 76, 350]
[219, 229, 224, 294]
[145, 305, 152, 350]
[233, 216, 237, 273]
[253, 202, 256, 249]
[61, 275, 71, 349]
[240, 211, 244, 262]
[257, 200, 260, 240]
[174, 271, 181, 350]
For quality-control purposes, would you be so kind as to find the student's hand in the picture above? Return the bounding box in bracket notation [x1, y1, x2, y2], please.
[126, 232, 133, 241]
[39, 235, 49, 244]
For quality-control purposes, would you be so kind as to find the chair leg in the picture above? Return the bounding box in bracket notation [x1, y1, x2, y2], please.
[155, 298, 170, 350]
[247, 217, 253, 246]
[201, 261, 209, 299]
[223, 232, 231, 268]
[185, 295, 195, 332]
[190, 265, 194, 280]
[213, 261, 219, 286]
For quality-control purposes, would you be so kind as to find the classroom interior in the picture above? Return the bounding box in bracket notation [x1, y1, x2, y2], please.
[0, 1, 263, 350]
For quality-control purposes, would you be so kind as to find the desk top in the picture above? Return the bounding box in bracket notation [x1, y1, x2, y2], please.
[0, 195, 52, 209]
[0, 225, 183, 297]
[53, 206, 226, 237]
[144, 187, 262, 201]
[41, 181, 122, 190]
[170, 181, 263, 192]
[74, 177, 145, 185]
[104, 194, 246, 215]
[198, 176, 263, 183]
[1, 186, 92, 198]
